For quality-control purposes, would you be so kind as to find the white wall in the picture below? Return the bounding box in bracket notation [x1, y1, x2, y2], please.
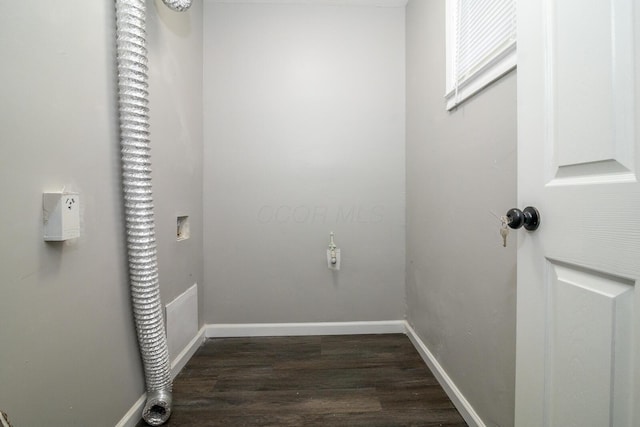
[203, 2, 406, 323]
[0, 1, 203, 425]
[405, 1, 517, 426]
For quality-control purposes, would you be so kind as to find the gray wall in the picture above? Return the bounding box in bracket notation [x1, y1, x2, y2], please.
[405, 1, 517, 426]
[202, 2, 406, 323]
[148, 0, 205, 324]
[0, 1, 203, 425]
[0, 1, 516, 424]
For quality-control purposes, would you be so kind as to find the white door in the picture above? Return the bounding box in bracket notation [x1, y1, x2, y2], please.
[515, 0, 640, 426]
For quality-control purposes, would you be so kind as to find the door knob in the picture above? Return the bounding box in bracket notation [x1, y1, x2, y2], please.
[506, 206, 540, 231]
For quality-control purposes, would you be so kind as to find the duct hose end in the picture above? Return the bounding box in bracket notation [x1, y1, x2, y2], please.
[161, 0, 192, 12]
[142, 390, 172, 426]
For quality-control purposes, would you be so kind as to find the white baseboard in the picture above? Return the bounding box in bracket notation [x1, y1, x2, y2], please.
[115, 393, 146, 427]
[404, 322, 485, 427]
[171, 325, 206, 379]
[116, 326, 206, 427]
[205, 320, 406, 338]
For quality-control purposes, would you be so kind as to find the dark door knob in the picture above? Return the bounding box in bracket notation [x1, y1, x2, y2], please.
[506, 206, 540, 231]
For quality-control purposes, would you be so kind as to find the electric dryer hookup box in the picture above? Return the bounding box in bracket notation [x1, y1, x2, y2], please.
[43, 192, 80, 241]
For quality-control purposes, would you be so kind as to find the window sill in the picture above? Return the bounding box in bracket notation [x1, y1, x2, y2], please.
[445, 46, 517, 111]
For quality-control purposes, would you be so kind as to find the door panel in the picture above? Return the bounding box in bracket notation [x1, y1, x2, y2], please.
[516, 0, 640, 425]
[545, 261, 633, 426]
[545, 0, 636, 184]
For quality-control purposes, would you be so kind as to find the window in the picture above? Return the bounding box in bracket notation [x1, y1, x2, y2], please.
[445, 0, 517, 110]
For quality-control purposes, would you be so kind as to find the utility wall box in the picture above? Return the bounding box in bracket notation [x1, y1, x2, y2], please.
[43, 192, 80, 241]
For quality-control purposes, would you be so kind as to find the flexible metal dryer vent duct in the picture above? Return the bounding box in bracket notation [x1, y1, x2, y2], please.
[115, 0, 191, 425]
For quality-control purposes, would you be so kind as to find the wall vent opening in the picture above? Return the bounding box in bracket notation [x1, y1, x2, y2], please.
[177, 216, 190, 241]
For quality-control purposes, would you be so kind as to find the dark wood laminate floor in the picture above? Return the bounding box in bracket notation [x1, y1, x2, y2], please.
[138, 334, 468, 427]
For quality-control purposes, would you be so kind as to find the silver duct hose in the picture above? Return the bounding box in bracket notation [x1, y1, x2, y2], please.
[115, 0, 191, 425]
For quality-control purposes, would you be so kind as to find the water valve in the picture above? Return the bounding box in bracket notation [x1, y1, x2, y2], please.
[327, 232, 341, 270]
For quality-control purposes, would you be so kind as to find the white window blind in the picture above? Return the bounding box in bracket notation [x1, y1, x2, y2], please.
[446, 0, 517, 110]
